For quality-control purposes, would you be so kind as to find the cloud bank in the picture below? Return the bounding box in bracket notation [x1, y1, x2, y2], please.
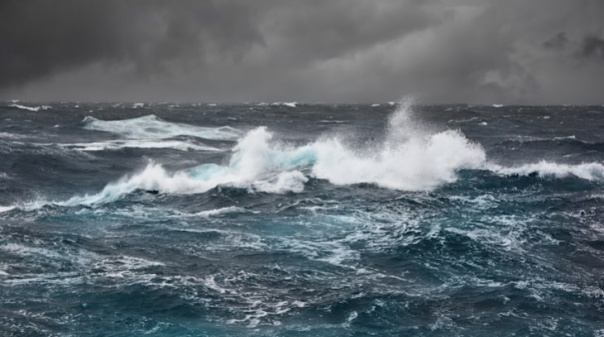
[1, 0, 603, 103]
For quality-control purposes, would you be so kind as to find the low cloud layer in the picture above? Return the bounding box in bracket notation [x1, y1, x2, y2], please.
[2, 0, 603, 103]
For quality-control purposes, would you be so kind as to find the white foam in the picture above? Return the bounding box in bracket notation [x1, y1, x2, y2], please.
[552, 135, 576, 140]
[252, 170, 308, 193]
[9, 104, 42, 112]
[1, 243, 71, 261]
[0, 205, 16, 213]
[0, 199, 47, 213]
[82, 115, 242, 140]
[0, 132, 23, 139]
[488, 161, 604, 180]
[193, 206, 257, 217]
[492, 104, 504, 108]
[271, 102, 297, 108]
[58, 140, 221, 152]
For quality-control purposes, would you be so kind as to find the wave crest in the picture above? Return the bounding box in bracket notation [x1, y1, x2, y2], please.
[82, 115, 242, 140]
[489, 161, 604, 180]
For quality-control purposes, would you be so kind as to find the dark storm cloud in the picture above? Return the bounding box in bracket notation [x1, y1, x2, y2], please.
[1, 0, 604, 103]
[0, 0, 263, 87]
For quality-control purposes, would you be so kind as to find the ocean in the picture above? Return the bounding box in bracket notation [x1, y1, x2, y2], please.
[1, 101, 603, 336]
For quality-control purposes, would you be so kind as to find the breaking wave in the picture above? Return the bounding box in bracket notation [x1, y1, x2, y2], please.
[55, 99, 485, 205]
[82, 115, 242, 140]
[488, 161, 604, 180]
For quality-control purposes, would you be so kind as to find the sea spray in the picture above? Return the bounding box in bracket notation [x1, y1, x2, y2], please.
[311, 98, 486, 190]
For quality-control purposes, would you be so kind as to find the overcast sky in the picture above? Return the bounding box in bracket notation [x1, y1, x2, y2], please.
[1, 0, 603, 104]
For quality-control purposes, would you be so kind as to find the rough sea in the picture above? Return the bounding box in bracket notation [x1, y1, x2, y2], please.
[1, 101, 603, 337]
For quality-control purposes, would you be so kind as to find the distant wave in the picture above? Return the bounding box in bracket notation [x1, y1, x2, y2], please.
[270, 102, 297, 108]
[82, 115, 242, 140]
[57, 139, 222, 152]
[8, 104, 51, 112]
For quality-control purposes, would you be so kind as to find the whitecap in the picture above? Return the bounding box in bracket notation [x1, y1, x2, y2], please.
[0, 132, 24, 139]
[488, 161, 604, 180]
[58, 139, 221, 152]
[0, 205, 16, 213]
[82, 115, 242, 140]
[271, 102, 297, 108]
[9, 104, 42, 112]
[193, 206, 258, 217]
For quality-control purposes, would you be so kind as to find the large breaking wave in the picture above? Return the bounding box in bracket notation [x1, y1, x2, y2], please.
[59, 100, 487, 205]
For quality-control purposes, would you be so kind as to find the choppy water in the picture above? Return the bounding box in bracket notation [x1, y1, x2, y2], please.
[1, 101, 604, 336]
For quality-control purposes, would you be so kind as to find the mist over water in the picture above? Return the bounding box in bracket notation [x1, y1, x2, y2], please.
[1, 101, 604, 336]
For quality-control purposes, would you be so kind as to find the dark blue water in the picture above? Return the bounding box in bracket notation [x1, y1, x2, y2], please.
[1, 101, 604, 336]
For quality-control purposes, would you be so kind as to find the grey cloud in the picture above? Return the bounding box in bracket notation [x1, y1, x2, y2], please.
[543, 33, 568, 51]
[579, 36, 604, 59]
[2, 0, 604, 104]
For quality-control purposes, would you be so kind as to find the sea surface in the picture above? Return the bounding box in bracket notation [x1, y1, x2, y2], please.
[1, 101, 603, 336]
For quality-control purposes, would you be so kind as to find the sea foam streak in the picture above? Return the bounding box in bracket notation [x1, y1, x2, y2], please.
[82, 115, 242, 140]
